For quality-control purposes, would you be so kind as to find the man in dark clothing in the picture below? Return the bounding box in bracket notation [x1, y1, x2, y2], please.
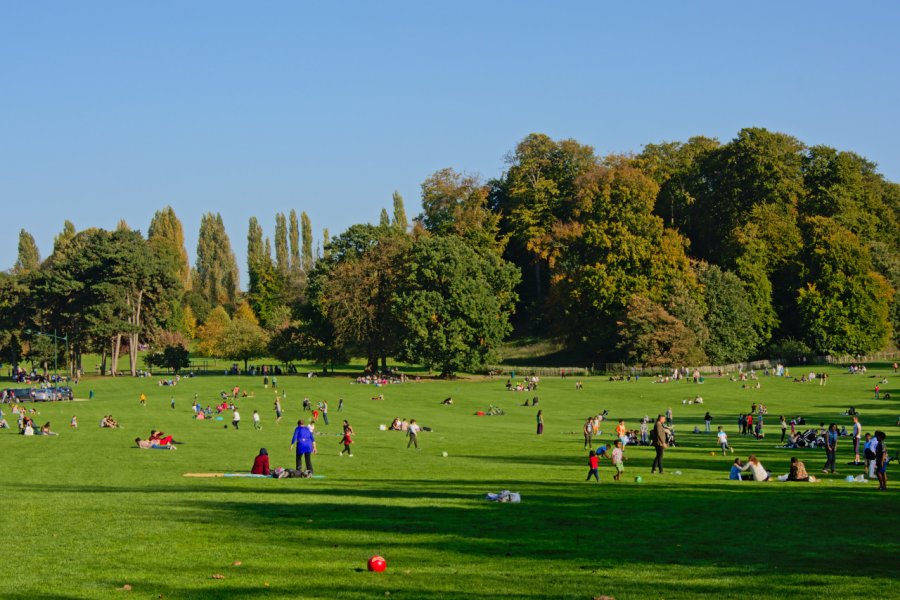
[650, 414, 669, 474]
[290, 419, 317, 473]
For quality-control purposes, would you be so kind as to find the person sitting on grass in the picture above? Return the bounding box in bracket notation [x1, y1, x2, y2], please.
[135, 437, 176, 450]
[0, 417, 9, 429]
[740, 455, 770, 481]
[787, 457, 810, 481]
[39, 422, 58, 436]
[251, 448, 270, 475]
[730, 458, 744, 480]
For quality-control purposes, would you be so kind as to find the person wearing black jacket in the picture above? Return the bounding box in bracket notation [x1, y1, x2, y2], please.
[650, 414, 669, 474]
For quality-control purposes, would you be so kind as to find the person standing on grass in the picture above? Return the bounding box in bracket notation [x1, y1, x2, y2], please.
[139, 393, 146, 407]
[338, 397, 344, 412]
[290, 419, 316, 472]
[717, 426, 734, 455]
[874, 384, 880, 400]
[852, 415, 862, 463]
[322, 400, 329, 426]
[739, 413, 746, 435]
[864, 433, 877, 478]
[822, 423, 838, 474]
[170, 396, 175, 410]
[252, 410, 261, 430]
[274, 398, 283, 424]
[611, 439, 625, 480]
[666, 407, 673, 425]
[780, 416, 788, 443]
[70, 415, 77, 429]
[873, 431, 888, 490]
[340, 420, 354, 456]
[583, 418, 593, 449]
[232, 407, 241, 430]
[650, 414, 669, 474]
[640, 418, 648, 445]
[407, 419, 422, 449]
[704, 412, 712, 433]
[536, 410, 543, 435]
[586, 450, 599, 482]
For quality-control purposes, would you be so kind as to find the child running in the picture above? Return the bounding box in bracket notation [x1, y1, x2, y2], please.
[717, 426, 734, 455]
[586, 450, 599, 482]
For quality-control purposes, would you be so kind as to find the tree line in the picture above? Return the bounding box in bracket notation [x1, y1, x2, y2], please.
[2, 127, 897, 375]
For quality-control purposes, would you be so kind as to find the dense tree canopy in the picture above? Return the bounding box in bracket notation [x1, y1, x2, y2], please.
[3, 127, 896, 375]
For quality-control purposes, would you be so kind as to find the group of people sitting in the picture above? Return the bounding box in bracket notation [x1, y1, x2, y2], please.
[134, 429, 182, 450]
[729, 455, 817, 482]
[99, 415, 119, 428]
[505, 377, 539, 392]
[18, 415, 57, 436]
[388, 417, 410, 431]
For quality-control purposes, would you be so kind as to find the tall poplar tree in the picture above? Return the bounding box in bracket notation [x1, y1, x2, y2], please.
[148, 206, 191, 290]
[301, 212, 314, 273]
[195, 213, 239, 309]
[274, 212, 289, 276]
[53, 220, 77, 253]
[392, 191, 408, 231]
[289, 209, 301, 271]
[14, 229, 41, 274]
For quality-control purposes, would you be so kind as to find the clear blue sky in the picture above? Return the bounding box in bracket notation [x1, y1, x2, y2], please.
[3, 1, 898, 285]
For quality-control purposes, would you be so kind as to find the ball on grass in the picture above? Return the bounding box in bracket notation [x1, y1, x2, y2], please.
[368, 555, 386, 572]
[634, 476, 643, 484]
[442, 451, 449, 457]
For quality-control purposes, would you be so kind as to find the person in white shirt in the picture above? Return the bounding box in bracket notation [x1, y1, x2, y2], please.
[717, 426, 734, 455]
[740, 455, 769, 481]
[407, 419, 421, 449]
[252, 410, 261, 430]
[232, 409, 241, 430]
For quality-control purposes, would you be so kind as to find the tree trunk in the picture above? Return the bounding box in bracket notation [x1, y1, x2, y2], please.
[128, 289, 143, 377]
[100, 348, 108, 377]
[112, 335, 122, 377]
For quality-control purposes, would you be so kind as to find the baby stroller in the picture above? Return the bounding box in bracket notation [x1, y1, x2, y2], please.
[795, 429, 817, 449]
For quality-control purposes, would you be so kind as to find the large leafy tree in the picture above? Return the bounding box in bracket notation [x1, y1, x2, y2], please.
[393, 236, 519, 376]
[222, 303, 270, 372]
[548, 158, 700, 357]
[196, 306, 231, 358]
[318, 225, 408, 371]
[699, 264, 760, 364]
[419, 168, 505, 256]
[617, 296, 706, 368]
[796, 217, 892, 355]
[491, 134, 597, 315]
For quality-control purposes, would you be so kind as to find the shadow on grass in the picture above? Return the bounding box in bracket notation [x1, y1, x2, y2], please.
[166, 481, 897, 582]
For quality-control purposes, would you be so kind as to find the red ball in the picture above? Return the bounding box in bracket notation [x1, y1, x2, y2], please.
[367, 555, 386, 572]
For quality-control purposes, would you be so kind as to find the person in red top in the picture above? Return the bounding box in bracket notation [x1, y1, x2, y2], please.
[339, 420, 354, 456]
[251, 448, 270, 475]
[586, 450, 599, 482]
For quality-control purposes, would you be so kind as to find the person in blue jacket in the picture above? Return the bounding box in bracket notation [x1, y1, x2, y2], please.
[290, 419, 317, 473]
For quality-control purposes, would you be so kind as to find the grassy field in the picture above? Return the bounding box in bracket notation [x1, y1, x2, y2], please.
[1, 363, 898, 599]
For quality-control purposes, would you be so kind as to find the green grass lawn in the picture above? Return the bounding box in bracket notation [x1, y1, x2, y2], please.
[1, 364, 898, 599]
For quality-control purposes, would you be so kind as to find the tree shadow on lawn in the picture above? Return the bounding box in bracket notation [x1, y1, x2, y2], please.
[172, 482, 896, 581]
